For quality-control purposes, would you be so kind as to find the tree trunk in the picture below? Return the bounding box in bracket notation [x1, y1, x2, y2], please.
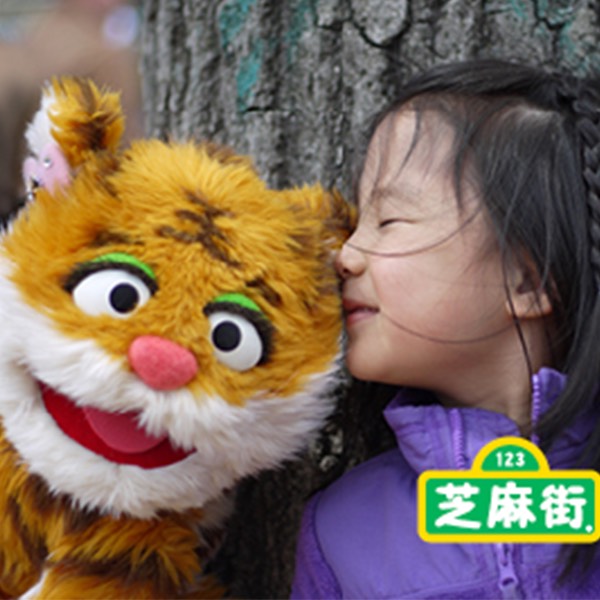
[139, 1, 600, 597]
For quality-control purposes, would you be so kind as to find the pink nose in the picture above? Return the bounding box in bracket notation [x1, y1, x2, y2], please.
[128, 335, 198, 390]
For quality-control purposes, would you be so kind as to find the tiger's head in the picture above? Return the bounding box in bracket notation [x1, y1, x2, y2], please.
[0, 78, 353, 518]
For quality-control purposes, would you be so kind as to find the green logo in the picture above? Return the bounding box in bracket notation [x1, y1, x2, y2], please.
[418, 437, 600, 543]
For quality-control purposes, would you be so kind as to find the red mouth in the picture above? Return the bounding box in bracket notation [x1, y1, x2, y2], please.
[40, 383, 195, 469]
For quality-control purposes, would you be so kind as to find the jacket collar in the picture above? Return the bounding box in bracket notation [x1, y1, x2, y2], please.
[383, 367, 594, 473]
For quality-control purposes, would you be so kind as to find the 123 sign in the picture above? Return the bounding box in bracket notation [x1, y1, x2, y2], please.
[418, 437, 600, 543]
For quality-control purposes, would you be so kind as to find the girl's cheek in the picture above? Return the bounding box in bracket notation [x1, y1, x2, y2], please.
[371, 256, 404, 288]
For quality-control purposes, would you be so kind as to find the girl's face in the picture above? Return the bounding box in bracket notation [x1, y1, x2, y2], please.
[338, 109, 515, 395]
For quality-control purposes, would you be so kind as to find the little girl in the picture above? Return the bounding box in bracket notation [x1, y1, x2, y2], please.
[291, 59, 600, 599]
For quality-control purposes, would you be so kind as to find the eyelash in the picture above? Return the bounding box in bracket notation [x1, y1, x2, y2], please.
[379, 219, 396, 228]
[378, 218, 413, 228]
[63, 262, 158, 294]
[203, 301, 274, 364]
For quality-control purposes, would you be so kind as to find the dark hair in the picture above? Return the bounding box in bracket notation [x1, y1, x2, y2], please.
[365, 59, 600, 581]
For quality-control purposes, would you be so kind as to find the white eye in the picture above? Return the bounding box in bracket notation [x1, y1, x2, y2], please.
[72, 269, 152, 318]
[208, 311, 264, 371]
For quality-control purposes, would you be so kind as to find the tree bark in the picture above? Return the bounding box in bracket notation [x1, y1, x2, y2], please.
[140, 1, 600, 597]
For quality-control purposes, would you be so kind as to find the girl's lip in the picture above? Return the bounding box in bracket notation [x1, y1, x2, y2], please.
[342, 299, 378, 325]
[342, 298, 376, 312]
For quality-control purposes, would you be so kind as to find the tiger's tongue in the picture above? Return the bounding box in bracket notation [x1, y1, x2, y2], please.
[82, 406, 168, 453]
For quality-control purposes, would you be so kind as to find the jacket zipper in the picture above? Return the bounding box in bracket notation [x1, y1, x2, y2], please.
[449, 409, 467, 470]
[492, 374, 541, 599]
[449, 409, 524, 598]
[494, 543, 522, 598]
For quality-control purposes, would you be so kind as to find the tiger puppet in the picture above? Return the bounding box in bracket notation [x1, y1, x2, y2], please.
[0, 77, 353, 599]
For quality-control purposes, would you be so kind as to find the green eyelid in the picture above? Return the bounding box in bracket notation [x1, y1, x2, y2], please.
[90, 253, 156, 281]
[212, 293, 262, 313]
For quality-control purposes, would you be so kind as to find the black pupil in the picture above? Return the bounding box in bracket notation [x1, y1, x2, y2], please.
[213, 321, 241, 351]
[110, 283, 139, 313]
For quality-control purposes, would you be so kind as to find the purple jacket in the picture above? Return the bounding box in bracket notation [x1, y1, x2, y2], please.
[291, 368, 600, 599]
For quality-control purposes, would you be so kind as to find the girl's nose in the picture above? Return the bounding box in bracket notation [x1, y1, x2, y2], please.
[128, 335, 198, 390]
[336, 239, 367, 279]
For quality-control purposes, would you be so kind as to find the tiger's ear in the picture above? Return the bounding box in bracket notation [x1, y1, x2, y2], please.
[284, 185, 356, 250]
[23, 77, 124, 197]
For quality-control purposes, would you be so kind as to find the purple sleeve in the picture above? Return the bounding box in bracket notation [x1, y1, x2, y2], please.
[290, 493, 342, 599]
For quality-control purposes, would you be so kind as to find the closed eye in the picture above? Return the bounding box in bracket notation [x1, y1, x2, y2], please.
[378, 218, 416, 228]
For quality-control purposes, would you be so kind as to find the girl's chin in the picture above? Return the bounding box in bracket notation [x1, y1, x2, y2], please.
[344, 349, 378, 382]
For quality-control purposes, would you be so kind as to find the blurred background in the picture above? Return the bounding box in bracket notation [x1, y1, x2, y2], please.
[0, 0, 142, 225]
[4, 2, 600, 597]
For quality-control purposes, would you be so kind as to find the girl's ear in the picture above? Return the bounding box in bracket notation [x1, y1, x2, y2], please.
[505, 260, 553, 319]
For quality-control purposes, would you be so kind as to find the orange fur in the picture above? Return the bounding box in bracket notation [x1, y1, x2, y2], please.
[0, 431, 226, 598]
[0, 436, 230, 598]
[49, 77, 125, 167]
[0, 77, 354, 598]
[8, 139, 351, 405]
